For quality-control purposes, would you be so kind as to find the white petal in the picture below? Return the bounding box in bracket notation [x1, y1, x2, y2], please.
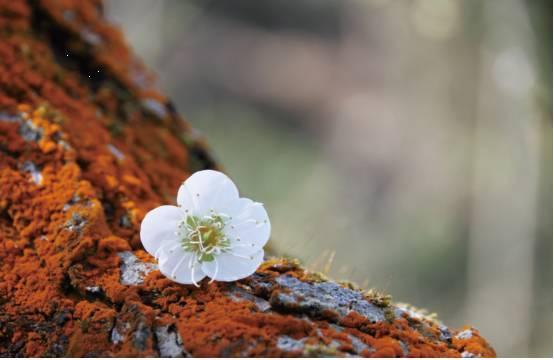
[201, 250, 264, 282]
[176, 182, 195, 213]
[177, 170, 239, 216]
[158, 247, 205, 285]
[140, 205, 183, 256]
[227, 198, 268, 223]
[226, 227, 269, 256]
[225, 198, 253, 219]
[223, 200, 270, 253]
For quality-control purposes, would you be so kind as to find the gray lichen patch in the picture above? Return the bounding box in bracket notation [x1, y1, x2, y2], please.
[394, 303, 437, 323]
[132, 322, 151, 352]
[327, 323, 374, 355]
[439, 325, 452, 342]
[276, 335, 305, 353]
[130, 64, 150, 90]
[119, 214, 132, 228]
[227, 286, 271, 312]
[64, 212, 87, 233]
[111, 326, 126, 345]
[0, 111, 44, 144]
[107, 143, 125, 161]
[110, 304, 153, 353]
[19, 120, 43, 142]
[141, 98, 167, 119]
[81, 27, 102, 46]
[118, 251, 158, 285]
[85, 286, 101, 293]
[0, 112, 21, 122]
[63, 194, 81, 211]
[399, 340, 410, 356]
[62, 194, 93, 211]
[20, 161, 42, 185]
[154, 325, 189, 357]
[456, 329, 473, 340]
[57, 139, 72, 151]
[348, 333, 374, 354]
[272, 275, 386, 323]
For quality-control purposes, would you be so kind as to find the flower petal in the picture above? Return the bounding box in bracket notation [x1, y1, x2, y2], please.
[227, 199, 269, 224]
[226, 226, 269, 256]
[225, 198, 253, 219]
[223, 200, 270, 254]
[176, 181, 195, 213]
[140, 205, 183, 256]
[201, 250, 264, 282]
[177, 170, 239, 216]
[158, 247, 205, 285]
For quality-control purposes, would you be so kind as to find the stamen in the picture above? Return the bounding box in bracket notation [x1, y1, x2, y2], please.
[191, 253, 199, 287]
[209, 257, 219, 284]
[180, 212, 231, 265]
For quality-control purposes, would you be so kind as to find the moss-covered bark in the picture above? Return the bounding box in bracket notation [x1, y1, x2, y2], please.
[0, 0, 495, 357]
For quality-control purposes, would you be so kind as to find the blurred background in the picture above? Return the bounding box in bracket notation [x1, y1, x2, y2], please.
[106, 0, 552, 356]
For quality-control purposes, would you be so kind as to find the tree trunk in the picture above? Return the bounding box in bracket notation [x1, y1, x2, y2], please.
[0, 0, 495, 357]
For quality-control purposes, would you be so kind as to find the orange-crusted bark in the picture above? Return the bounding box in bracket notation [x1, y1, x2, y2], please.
[0, 0, 495, 357]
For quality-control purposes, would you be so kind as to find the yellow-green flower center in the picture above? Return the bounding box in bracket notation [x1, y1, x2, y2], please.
[179, 214, 231, 263]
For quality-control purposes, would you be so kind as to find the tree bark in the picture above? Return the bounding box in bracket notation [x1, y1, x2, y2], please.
[0, 0, 495, 357]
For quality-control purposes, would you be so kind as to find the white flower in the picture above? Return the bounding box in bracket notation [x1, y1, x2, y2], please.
[140, 170, 270, 286]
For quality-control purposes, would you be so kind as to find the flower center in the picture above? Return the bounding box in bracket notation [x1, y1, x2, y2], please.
[179, 213, 231, 263]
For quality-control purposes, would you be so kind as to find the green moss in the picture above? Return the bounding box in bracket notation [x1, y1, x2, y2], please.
[303, 342, 339, 357]
[384, 307, 396, 323]
[304, 271, 329, 283]
[363, 288, 392, 308]
[338, 280, 360, 290]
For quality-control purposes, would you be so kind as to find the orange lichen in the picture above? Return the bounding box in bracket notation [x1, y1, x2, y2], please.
[0, 0, 495, 357]
[452, 327, 497, 358]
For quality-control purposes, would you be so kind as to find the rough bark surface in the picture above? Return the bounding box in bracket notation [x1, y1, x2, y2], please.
[0, 0, 496, 357]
